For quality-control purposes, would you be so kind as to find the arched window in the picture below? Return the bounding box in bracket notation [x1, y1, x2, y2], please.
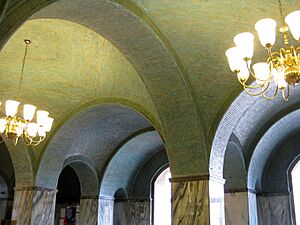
[292, 160, 300, 224]
[153, 167, 171, 225]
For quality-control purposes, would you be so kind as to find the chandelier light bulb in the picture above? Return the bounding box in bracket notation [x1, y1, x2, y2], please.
[237, 66, 250, 82]
[5, 100, 20, 117]
[23, 104, 36, 121]
[44, 117, 54, 132]
[255, 18, 277, 47]
[37, 110, 49, 126]
[225, 47, 244, 72]
[253, 62, 270, 85]
[38, 126, 46, 137]
[285, 10, 300, 41]
[233, 32, 254, 59]
[27, 123, 38, 137]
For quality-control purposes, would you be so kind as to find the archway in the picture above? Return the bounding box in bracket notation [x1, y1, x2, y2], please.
[153, 167, 171, 225]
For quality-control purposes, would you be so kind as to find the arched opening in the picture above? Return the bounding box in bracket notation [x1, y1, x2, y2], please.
[113, 188, 128, 225]
[55, 166, 81, 225]
[0, 143, 15, 224]
[153, 167, 171, 225]
[292, 159, 300, 225]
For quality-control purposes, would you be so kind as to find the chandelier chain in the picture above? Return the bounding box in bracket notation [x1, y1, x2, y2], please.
[277, 0, 285, 26]
[19, 40, 29, 91]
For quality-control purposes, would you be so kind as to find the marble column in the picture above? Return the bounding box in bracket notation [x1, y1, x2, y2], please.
[12, 187, 56, 225]
[79, 196, 98, 225]
[171, 176, 226, 225]
[224, 191, 249, 225]
[98, 196, 114, 225]
[257, 193, 292, 225]
[127, 198, 150, 225]
[171, 178, 210, 225]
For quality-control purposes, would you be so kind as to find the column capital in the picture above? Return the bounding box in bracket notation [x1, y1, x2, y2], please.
[170, 174, 226, 184]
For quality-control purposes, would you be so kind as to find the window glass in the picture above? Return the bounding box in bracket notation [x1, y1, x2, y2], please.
[154, 167, 171, 225]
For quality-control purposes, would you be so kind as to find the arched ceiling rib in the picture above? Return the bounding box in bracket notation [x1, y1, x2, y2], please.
[211, 84, 300, 178]
[100, 130, 164, 197]
[248, 109, 300, 191]
[36, 104, 153, 189]
[28, 0, 206, 177]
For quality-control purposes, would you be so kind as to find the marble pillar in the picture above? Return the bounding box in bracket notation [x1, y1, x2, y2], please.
[224, 191, 249, 225]
[127, 198, 150, 225]
[98, 196, 114, 225]
[257, 193, 292, 225]
[248, 192, 258, 225]
[79, 196, 98, 225]
[171, 179, 210, 225]
[12, 187, 56, 225]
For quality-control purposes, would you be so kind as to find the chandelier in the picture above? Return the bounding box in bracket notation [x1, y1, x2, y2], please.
[225, 1, 300, 101]
[0, 39, 54, 146]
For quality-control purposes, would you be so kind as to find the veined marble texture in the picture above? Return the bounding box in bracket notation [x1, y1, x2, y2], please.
[98, 197, 114, 225]
[12, 187, 56, 225]
[127, 199, 150, 225]
[79, 198, 98, 225]
[224, 192, 249, 225]
[172, 180, 209, 225]
[257, 194, 291, 225]
[248, 192, 258, 225]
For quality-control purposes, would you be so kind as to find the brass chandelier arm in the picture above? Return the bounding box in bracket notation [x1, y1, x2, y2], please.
[23, 135, 45, 146]
[245, 59, 272, 82]
[242, 80, 271, 96]
[238, 78, 265, 89]
[281, 85, 290, 101]
[262, 84, 279, 100]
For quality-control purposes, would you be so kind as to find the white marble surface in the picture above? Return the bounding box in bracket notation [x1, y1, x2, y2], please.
[209, 180, 225, 225]
[172, 180, 210, 225]
[257, 194, 291, 225]
[12, 187, 56, 225]
[79, 198, 98, 225]
[225, 192, 249, 225]
[98, 197, 114, 225]
[248, 192, 258, 225]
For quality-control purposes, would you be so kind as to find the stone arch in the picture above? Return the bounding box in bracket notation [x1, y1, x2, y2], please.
[100, 130, 164, 197]
[248, 109, 300, 192]
[36, 103, 161, 190]
[1, 0, 206, 178]
[224, 134, 247, 191]
[63, 155, 99, 197]
[211, 85, 300, 179]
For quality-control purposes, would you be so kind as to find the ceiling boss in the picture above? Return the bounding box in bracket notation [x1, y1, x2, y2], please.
[0, 39, 54, 146]
[226, 1, 300, 101]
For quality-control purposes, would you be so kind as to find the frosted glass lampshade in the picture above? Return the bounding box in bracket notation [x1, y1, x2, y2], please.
[233, 32, 254, 59]
[272, 69, 287, 89]
[0, 119, 6, 133]
[5, 100, 20, 117]
[23, 104, 36, 121]
[286, 10, 300, 41]
[38, 126, 46, 137]
[253, 62, 270, 85]
[237, 66, 249, 82]
[43, 117, 54, 132]
[27, 123, 38, 137]
[255, 18, 277, 47]
[225, 47, 244, 72]
[37, 110, 49, 125]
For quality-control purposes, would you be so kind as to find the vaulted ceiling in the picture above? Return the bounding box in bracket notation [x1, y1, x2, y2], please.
[1, 0, 300, 188]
